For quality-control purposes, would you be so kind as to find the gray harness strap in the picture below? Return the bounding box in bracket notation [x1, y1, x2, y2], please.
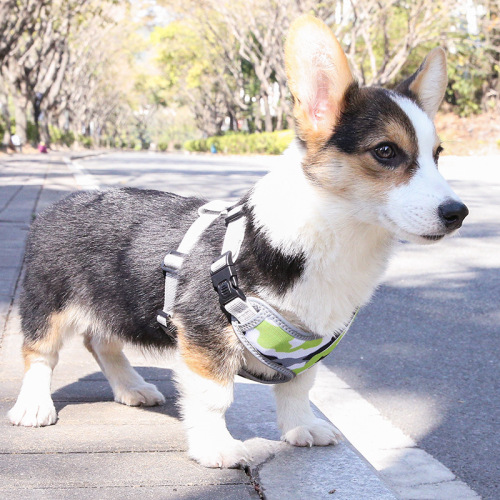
[156, 200, 231, 326]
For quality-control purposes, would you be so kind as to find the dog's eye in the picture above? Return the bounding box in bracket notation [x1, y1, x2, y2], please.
[373, 144, 396, 160]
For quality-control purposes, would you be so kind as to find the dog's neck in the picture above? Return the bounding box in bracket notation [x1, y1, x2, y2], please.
[245, 140, 394, 337]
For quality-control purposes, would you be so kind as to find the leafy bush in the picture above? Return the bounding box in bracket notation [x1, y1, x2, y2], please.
[77, 134, 93, 149]
[49, 125, 75, 147]
[446, 36, 497, 117]
[184, 130, 294, 155]
[158, 141, 169, 151]
[27, 120, 38, 143]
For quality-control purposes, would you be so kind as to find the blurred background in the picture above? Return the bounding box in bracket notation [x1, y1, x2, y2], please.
[0, 0, 498, 155]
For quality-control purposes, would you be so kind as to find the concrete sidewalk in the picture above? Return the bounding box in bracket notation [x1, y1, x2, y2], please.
[0, 153, 397, 499]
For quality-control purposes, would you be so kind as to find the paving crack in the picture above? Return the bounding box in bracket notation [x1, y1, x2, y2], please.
[243, 451, 279, 500]
[0, 185, 22, 214]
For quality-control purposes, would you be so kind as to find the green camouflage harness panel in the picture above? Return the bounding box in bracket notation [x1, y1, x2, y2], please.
[232, 298, 358, 384]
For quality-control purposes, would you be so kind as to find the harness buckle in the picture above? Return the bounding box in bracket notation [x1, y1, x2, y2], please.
[161, 250, 185, 275]
[210, 251, 246, 306]
[225, 205, 245, 226]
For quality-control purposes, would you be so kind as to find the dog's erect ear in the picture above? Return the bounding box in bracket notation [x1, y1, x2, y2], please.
[285, 15, 353, 145]
[396, 48, 448, 119]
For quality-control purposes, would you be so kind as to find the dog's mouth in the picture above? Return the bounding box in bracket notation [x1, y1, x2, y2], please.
[421, 234, 445, 241]
[381, 215, 447, 243]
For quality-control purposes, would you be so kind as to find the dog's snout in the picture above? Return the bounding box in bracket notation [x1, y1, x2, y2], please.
[438, 200, 469, 230]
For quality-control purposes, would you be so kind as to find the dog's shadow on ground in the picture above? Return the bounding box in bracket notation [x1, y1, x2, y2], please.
[50, 365, 282, 446]
[51, 367, 181, 420]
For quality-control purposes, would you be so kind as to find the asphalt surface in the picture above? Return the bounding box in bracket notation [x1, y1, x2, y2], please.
[78, 151, 499, 499]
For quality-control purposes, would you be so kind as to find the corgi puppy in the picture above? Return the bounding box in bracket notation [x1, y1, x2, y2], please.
[8, 15, 468, 468]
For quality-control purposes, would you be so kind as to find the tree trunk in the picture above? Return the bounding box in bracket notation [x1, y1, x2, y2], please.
[39, 111, 50, 145]
[0, 91, 11, 145]
[13, 94, 29, 144]
[261, 93, 273, 132]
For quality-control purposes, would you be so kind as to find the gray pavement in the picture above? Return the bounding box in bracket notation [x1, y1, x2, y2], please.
[0, 153, 397, 500]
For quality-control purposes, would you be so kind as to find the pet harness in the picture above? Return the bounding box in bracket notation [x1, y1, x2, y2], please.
[157, 200, 358, 384]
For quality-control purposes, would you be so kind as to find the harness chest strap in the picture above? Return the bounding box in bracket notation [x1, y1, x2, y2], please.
[158, 200, 358, 384]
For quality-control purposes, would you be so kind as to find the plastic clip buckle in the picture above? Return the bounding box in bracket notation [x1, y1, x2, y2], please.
[210, 251, 246, 306]
[225, 205, 244, 226]
[161, 250, 184, 275]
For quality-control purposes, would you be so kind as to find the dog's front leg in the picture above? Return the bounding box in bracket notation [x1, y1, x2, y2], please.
[274, 364, 341, 447]
[175, 352, 250, 468]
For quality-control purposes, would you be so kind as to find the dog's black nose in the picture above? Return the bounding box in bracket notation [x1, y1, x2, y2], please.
[438, 200, 469, 230]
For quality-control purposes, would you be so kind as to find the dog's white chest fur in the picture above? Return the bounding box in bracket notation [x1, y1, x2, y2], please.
[250, 144, 393, 337]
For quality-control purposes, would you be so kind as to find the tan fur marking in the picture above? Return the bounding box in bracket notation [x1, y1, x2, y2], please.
[383, 120, 419, 160]
[22, 345, 40, 372]
[174, 319, 242, 385]
[22, 310, 67, 371]
[306, 144, 415, 197]
[303, 112, 424, 200]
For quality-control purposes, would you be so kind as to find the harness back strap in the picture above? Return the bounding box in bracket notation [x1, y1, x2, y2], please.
[156, 200, 231, 326]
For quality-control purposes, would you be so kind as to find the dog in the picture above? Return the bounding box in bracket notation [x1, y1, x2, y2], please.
[8, 15, 468, 468]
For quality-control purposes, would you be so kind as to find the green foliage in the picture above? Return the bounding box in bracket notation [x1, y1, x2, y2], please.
[0, 120, 5, 140]
[152, 21, 207, 95]
[49, 125, 75, 147]
[184, 130, 294, 155]
[77, 134, 93, 149]
[446, 37, 493, 117]
[150, 106, 199, 153]
[26, 121, 38, 143]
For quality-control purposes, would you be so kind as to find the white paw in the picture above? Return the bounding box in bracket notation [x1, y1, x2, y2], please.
[189, 438, 251, 468]
[282, 418, 341, 447]
[8, 397, 57, 427]
[114, 382, 166, 407]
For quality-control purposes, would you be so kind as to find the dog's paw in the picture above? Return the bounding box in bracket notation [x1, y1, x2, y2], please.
[114, 382, 166, 407]
[282, 418, 341, 447]
[8, 397, 57, 427]
[189, 438, 251, 468]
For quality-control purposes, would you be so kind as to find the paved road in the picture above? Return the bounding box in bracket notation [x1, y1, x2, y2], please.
[78, 151, 499, 498]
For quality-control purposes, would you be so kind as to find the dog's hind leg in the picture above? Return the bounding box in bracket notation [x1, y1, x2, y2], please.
[83, 335, 165, 407]
[273, 364, 341, 447]
[8, 311, 67, 427]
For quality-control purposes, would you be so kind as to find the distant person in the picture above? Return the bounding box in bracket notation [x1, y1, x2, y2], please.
[38, 142, 48, 154]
